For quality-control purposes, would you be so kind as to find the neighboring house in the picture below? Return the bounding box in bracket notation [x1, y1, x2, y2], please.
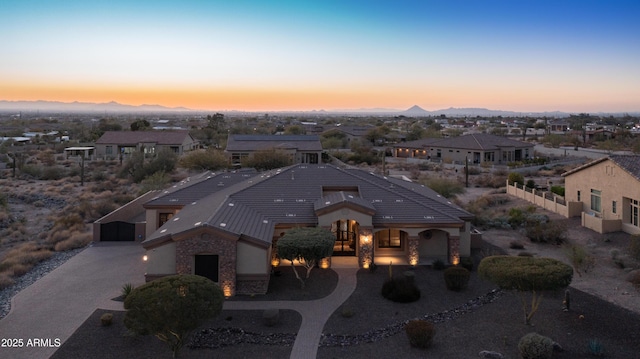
[140, 164, 474, 296]
[94, 131, 198, 159]
[321, 126, 374, 143]
[547, 119, 570, 134]
[562, 155, 640, 235]
[393, 133, 534, 165]
[392, 138, 442, 159]
[225, 134, 323, 166]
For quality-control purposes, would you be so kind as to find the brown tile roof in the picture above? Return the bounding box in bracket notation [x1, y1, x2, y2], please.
[96, 130, 193, 145]
[393, 137, 442, 149]
[225, 135, 322, 152]
[143, 164, 472, 247]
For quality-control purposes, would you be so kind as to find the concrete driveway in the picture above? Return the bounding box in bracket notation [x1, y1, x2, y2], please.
[0, 243, 145, 359]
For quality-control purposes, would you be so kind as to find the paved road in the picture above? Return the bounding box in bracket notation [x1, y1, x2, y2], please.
[0, 243, 145, 359]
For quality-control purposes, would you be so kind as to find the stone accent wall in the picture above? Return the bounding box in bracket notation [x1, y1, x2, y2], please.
[236, 275, 270, 295]
[448, 236, 460, 265]
[358, 227, 373, 268]
[175, 232, 237, 296]
[407, 236, 419, 266]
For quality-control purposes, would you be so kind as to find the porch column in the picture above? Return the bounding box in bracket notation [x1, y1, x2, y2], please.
[407, 236, 419, 266]
[358, 227, 373, 268]
[448, 235, 460, 265]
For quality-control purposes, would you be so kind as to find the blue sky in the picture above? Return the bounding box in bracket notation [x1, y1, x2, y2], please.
[1, 0, 639, 112]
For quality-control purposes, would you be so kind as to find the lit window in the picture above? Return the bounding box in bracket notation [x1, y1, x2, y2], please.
[376, 229, 403, 248]
[159, 213, 174, 226]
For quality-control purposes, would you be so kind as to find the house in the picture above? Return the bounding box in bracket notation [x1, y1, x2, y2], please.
[393, 133, 534, 165]
[94, 130, 198, 159]
[225, 134, 323, 166]
[140, 164, 474, 296]
[562, 155, 640, 235]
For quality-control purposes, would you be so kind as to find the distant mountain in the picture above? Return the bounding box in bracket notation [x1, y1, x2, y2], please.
[0, 100, 192, 113]
[400, 105, 429, 116]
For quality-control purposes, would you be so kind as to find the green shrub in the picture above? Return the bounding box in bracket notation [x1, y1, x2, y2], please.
[444, 266, 470, 291]
[381, 276, 421, 303]
[405, 320, 435, 349]
[459, 256, 474, 271]
[100, 313, 113, 326]
[518, 332, 554, 359]
[432, 259, 446, 270]
[526, 179, 536, 189]
[508, 172, 525, 185]
[121, 283, 134, 300]
[565, 244, 595, 276]
[526, 220, 565, 244]
[550, 186, 565, 196]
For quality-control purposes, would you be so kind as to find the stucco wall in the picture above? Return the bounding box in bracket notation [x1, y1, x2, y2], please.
[317, 209, 373, 228]
[417, 230, 448, 261]
[237, 241, 269, 275]
[145, 242, 176, 276]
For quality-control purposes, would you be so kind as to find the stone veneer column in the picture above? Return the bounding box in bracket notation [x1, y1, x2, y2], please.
[358, 227, 373, 268]
[407, 236, 419, 266]
[175, 232, 237, 296]
[448, 235, 460, 265]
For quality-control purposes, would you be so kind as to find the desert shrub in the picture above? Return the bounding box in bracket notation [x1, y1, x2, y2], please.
[475, 173, 507, 188]
[628, 235, 640, 261]
[444, 266, 470, 291]
[510, 240, 525, 250]
[459, 256, 474, 271]
[465, 166, 481, 175]
[54, 232, 92, 251]
[20, 165, 42, 179]
[508, 172, 525, 185]
[565, 244, 595, 276]
[381, 276, 421, 303]
[100, 313, 113, 326]
[525, 179, 536, 189]
[518, 332, 554, 359]
[179, 149, 229, 171]
[525, 218, 565, 244]
[243, 148, 294, 170]
[139, 171, 171, 193]
[405, 320, 435, 349]
[121, 283, 134, 300]
[420, 177, 465, 199]
[92, 171, 107, 182]
[41, 166, 66, 180]
[432, 259, 446, 270]
[340, 306, 355, 318]
[0, 272, 15, 290]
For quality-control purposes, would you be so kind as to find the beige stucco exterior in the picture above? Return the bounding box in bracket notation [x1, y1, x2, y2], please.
[145, 242, 176, 277]
[564, 158, 640, 234]
[237, 241, 270, 274]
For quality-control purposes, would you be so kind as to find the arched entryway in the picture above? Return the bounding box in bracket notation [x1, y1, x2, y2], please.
[331, 219, 359, 256]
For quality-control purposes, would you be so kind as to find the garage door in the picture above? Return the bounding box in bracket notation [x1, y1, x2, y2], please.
[100, 221, 135, 241]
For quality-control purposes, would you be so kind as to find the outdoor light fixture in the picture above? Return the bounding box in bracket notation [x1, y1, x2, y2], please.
[142, 255, 148, 262]
[320, 257, 330, 269]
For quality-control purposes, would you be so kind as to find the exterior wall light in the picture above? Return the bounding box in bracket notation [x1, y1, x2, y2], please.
[142, 255, 148, 262]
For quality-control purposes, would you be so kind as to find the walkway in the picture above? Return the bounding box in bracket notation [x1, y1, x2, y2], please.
[0, 243, 145, 359]
[224, 257, 359, 359]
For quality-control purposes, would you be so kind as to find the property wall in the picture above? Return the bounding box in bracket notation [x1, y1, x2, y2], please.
[145, 242, 177, 277]
[506, 181, 573, 218]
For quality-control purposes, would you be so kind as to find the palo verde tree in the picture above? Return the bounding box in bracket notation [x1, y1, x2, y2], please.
[478, 256, 573, 325]
[124, 274, 224, 358]
[276, 227, 335, 289]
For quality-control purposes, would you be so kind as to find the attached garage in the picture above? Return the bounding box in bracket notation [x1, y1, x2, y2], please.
[100, 221, 135, 241]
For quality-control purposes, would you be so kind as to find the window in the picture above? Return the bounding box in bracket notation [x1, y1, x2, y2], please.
[612, 201, 617, 214]
[377, 229, 403, 248]
[577, 190, 581, 202]
[170, 146, 180, 153]
[106, 146, 113, 155]
[631, 199, 639, 227]
[159, 213, 174, 226]
[590, 189, 602, 212]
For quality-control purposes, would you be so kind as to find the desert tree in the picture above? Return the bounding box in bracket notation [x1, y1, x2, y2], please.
[242, 148, 293, 170]
[178, 149, 229, 171]
[124, 274, 224, 358]
[276, 227, 335, 289]
[478, 255, 573, 325]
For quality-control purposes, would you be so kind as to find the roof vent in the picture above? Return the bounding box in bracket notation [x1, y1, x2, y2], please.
[172, 217, 180, 221]
[424, 215, 435, 219]
[296, 199, 306, 203]
[262, 220, 269, 224]
[395, 199, 403, 202]
[286, 213, 297, 217]
[169, 198, 179, 202]
[220, 223, 226, 227]
[194, 221, 202, 226]
[160, 229, 167, 233]
[228, 203, 234, 206]
[372, 199, 382, 203]
[274, 199, 284, 203]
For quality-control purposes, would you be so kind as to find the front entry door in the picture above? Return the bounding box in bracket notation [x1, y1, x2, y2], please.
[333, 220, 357, 256]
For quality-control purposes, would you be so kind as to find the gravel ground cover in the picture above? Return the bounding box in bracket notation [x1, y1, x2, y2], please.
[52, 243, 640, 359]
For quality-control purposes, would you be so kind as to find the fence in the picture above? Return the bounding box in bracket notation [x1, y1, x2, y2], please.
[505, 180, 579, 218]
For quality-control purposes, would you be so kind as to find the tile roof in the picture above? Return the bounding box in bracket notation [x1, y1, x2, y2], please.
[424, 133, 533, 151]
[393, 137, 442, 149]
[226, 135, 322, 152]
[143, 164, 473, 247]
[562, 155, 640, 181]
[96, 130, 193, 145]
